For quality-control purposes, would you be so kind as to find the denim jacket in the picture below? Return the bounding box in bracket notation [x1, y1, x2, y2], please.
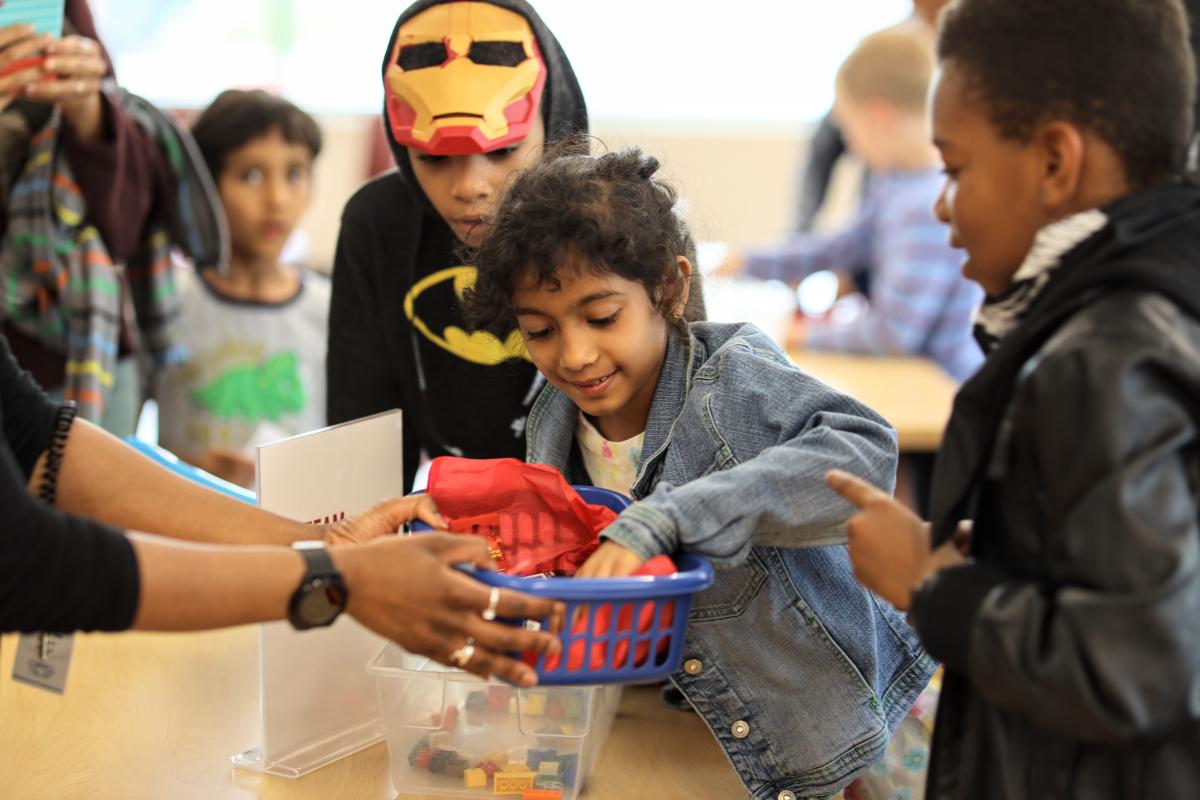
[527, 322, 936, 799]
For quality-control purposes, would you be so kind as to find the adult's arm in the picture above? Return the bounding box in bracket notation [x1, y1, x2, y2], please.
[742, 185, 875, 284]
[804, 203, 962, 355]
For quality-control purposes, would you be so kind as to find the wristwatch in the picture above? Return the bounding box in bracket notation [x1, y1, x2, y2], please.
[288, 541, 349, 630]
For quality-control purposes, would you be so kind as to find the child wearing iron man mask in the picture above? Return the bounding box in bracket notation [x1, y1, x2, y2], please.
[327, 0, 588, 494]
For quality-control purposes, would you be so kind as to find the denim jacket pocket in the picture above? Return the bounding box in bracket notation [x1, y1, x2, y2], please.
[690, 548, 768, 621]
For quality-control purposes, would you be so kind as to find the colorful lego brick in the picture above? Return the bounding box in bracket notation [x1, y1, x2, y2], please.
[476, 759, 501, 778]
[506, 746, 529, 766]
[534, 777, 565, 791]
[485, 751, 507, 766]
[445, 755, 470, 778]
[414, 747, 435, 770]
[525, 747, 557, 769]
[429, 730, 451, 748]
[429, 749, 456, 774]
[466, 689, 489, 710]
[522, 789, 563, 800]
[464, 767, 488, 788]
[556, 753, 578, 785]
[502, 761, 529, 773]
[406, 735, 430, 766]
[493, 771, 536, 795]
[520, 692, 547, 716]
[537, 761, 559, 777]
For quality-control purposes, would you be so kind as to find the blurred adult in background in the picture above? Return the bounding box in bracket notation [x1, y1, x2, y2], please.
[0, 0, 222, 436]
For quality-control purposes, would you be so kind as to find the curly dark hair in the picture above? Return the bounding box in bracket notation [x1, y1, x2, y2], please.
[462, 138, 703, 336]
[937, 0, 1195, 187]
[191, 89, 323, 181]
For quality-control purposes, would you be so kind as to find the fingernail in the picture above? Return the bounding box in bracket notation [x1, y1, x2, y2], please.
[43, 59, 55, 70]
[518, 668, 537, 686]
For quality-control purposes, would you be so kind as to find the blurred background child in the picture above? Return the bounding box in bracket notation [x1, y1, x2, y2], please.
[155, 89, 326, 488]
[721, 25, 983, 383]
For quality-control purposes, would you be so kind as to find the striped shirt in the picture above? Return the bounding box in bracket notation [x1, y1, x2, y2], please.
[744, 168, 984, 382]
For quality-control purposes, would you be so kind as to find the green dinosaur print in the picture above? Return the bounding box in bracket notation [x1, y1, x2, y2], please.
[191, 351, 306, 422]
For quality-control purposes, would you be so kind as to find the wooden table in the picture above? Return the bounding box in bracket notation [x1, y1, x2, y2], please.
[0, 630, 745, 799]
[788, 349, 958, 452]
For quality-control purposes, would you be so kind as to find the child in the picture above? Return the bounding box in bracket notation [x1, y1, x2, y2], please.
[828, 1, 1200, 797]
[326, 0, 589, 491]
[725, 25, 983, 383]
[155, 90, 326, 487]
[464, 142, 936, 800]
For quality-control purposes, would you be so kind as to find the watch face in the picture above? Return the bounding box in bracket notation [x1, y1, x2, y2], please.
[297, 578, 347, 626]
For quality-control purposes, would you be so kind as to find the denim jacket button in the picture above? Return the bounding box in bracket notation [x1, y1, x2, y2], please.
[777, 792, 797, 800]
[731, 720, 750, 738]
[683, 658, 703, 675]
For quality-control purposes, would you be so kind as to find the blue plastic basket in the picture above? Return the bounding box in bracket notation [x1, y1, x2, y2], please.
[414, 485, 714, 685]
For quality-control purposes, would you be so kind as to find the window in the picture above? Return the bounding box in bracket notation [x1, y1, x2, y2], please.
[93, 0, 910, 120]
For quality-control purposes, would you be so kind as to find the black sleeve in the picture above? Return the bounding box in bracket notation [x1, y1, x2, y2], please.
[1, 333, 58, 479]
[327, 189, 406, 426]
[912, 314, 1200, 743]
[327, 184, 424, 486]
[1, 334, 140, 632]
[1, 440, 139, 633]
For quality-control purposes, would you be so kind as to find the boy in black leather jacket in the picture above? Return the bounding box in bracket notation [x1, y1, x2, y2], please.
[826, 1, 1200, 797]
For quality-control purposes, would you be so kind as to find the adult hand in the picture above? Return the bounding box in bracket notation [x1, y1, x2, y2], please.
[323, 494, 447, 546]
[334, 533, 565, 685]
[24, 35, 107, 144]
[576, 540, 644, 578]
[826, 468, 959, 610]
[0, 24, 52, 114]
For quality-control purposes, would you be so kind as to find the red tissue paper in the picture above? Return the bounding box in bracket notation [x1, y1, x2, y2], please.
[426, 457, 618, 576]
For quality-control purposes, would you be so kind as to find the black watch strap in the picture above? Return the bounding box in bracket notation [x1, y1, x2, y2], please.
[288, 542, 348, 630]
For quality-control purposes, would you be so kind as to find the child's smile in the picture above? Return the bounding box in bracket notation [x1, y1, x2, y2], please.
[512, 267, 671, 442]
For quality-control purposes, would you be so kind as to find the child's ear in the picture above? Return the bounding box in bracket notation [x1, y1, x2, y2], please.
[673, 255, 693, 320]
[1036, 121, 1086, 213]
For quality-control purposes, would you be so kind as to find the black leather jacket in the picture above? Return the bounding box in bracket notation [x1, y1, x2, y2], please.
[920, 288, 1200, 798]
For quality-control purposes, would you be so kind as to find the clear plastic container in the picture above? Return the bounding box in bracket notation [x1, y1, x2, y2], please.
[368, 644, 621, 799]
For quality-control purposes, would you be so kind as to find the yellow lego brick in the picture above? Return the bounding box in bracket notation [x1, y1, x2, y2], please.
[520, 693, 547, 716]
[493, 771, 536, 795]
[464, 768, 488, 789]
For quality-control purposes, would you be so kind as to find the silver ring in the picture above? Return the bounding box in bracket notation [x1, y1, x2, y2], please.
[449, 641, 475, 669]
[482, 587, 500, 621]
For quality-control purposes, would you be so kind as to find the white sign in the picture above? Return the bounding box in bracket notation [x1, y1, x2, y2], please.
[232, 410, 405, 777]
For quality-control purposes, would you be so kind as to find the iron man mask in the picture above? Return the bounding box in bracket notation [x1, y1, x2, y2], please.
[385, 2, 547, 155]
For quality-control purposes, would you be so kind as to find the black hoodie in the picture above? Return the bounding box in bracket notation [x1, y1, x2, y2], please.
[327, 0, 587, 487]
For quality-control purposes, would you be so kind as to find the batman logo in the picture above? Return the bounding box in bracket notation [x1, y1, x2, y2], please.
[403, 265, 530, 365]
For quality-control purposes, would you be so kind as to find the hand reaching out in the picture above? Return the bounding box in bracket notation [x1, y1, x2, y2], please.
[825, 469, 965, 610]
[324, 494, 447, 546]
[334, 533, 566, 685]
[575, 540, 645, 578]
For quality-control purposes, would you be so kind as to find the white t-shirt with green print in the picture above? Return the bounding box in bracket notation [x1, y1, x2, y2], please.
[155, 267, 329, 456]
